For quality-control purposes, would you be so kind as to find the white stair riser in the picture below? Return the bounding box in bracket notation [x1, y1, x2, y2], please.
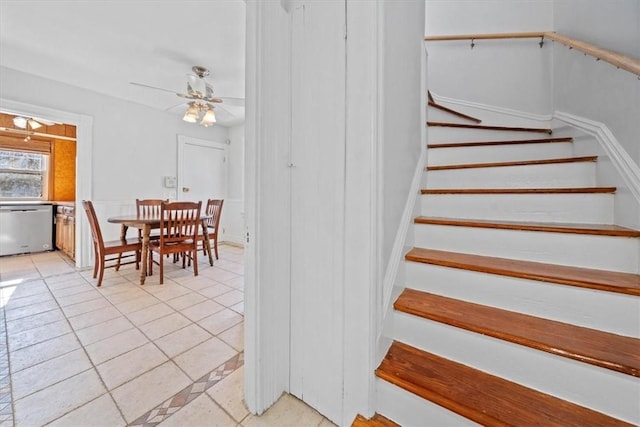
[376, 379, 478, 427]
[413, 224, 639, 273]
[420, 193, 614, 224]
[426, 162, 596, 189]
[428, 127, 552, 143]
[428, 142, 573, 166]
[404, 262, 640, 337]
[394, 313, 640, 424]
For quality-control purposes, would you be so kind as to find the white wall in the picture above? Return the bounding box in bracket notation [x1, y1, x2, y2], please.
[425, 0, 554, 35]
[554, 0, 639, 58]
[553, 0, 639, 164]
[425, 0, 554, 115]
[0, 66, 230, 261]
[382, 0, 426, 265]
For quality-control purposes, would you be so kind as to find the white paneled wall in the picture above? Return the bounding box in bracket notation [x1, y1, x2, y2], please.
[220, 199, 244, 245]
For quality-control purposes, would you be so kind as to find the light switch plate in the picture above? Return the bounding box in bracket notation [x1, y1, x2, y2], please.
[163, 176, 177, 188]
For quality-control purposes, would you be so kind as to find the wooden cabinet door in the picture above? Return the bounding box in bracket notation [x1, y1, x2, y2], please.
[66, 215, 75, 259]
[56, 213, 65, 251]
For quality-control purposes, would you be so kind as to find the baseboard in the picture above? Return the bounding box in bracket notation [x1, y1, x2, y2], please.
[430, 93, 553, 122]
[221, 236, 245, 247]
[555, 111, 640, 204]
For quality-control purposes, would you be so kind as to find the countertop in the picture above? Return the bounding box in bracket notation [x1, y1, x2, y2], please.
[0, 201, 53, 206]
[0, 201, 75, 207]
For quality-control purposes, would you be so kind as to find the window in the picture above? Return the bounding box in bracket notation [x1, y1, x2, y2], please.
[0, 149, 50, 199]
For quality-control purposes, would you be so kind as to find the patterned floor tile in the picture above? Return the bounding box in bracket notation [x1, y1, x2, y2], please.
[129, 353, 243, 427]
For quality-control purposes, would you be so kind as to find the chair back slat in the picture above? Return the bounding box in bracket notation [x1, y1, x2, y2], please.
[82, 200, 105, 252]
[205, 199, 224, 229]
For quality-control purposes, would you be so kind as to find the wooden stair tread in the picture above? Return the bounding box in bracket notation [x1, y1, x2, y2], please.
[376, 341, 633, 427]
[352, 414, 399, 427]
[396, 289, 640, 377]
[428, 137, 573, 148]
[405, 247, 640, 296]
[421, 187, 617, 194]
[414, 216, 640, 237]
[427, 156, 597, 171]
[427, 121, 552, 134]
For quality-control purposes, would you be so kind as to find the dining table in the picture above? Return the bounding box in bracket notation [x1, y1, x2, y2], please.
[107, 213, 213, 285]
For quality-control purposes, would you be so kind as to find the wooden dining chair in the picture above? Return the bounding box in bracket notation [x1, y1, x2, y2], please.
[148, 201, 202, 284]
[81, 200, 142, 287]
[197, 199, 224, 260]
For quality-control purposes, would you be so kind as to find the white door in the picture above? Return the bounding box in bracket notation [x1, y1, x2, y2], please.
[177, 135, 227, 207]
[289, 1, 346, 421]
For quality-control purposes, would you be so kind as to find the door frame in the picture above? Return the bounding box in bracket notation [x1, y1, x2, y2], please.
[0, 97, 93, 268]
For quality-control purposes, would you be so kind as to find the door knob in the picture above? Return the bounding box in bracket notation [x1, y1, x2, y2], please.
[182, 187, 190, 192]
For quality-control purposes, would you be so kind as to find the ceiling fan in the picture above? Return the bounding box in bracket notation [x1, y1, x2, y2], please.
[130, 66, 242, 126]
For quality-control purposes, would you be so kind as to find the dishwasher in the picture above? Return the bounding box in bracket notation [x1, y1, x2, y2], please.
[0, 203, 53, 256]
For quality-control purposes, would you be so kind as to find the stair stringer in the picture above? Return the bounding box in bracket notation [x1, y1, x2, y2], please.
[377, 146, 426, 366]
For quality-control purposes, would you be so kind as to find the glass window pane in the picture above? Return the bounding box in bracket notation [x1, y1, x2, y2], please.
[0, 172, 43, 197]
[0, 150, 47, 199]
[0, 151, 43, 170]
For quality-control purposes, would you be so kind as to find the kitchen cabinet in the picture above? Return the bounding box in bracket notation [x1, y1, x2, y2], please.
[55, 204, 75, 260]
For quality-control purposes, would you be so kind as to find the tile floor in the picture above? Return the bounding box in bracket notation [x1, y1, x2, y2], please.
[0, 244, 335, 426]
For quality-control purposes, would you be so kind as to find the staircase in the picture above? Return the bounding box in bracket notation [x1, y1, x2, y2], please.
[361, 104, 640, 426]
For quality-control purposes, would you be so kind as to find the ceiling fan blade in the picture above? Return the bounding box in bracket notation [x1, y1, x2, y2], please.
[215, 104, 240, 122]
[165, 100, 189, 113]
[176, 92, 223, 103]
[130, 82, 178, 95]
[219, 97, 245, 107]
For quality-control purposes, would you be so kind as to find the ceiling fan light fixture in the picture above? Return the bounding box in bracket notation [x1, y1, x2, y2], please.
[27, 119, 42, 129]
[182, 103, 199, 123]
[200, 105, 217, 127]
[13, 116, 27, 128]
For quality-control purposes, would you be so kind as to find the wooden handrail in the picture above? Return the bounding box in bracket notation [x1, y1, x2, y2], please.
[544, 33, 640, 77]
[425, 32, 545, 41]
[424, 32, 640, 77]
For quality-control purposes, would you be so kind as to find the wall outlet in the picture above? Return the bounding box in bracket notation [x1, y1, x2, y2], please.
[164, 191, 177, 200]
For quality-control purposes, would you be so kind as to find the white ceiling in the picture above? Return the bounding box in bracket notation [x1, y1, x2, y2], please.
[0, 0, 246, 126]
